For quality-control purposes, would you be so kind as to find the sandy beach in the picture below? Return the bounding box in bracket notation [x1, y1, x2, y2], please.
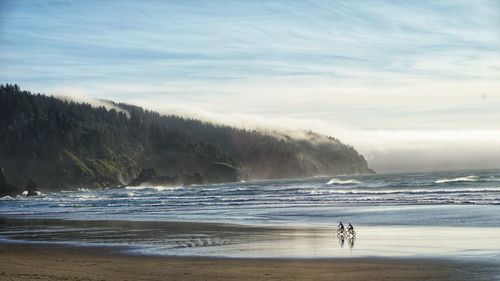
[2, 0, 500, 280]
[0, 243, 482, 281]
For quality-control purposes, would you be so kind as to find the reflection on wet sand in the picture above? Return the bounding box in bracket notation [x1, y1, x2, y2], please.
[338, 235, 345, 248]
[348, 236, 355, 249]
[337, 233, 356, 249]
[2, 218, 500, 264]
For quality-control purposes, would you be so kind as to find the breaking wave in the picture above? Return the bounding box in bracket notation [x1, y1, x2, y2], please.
[435, 176, 479, 184]
[125, 185, 184, 191]
[326, 178, 361, 185]
[303, 187, 500, 195]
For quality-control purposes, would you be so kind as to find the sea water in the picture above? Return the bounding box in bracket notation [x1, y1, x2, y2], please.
[1, 169, 500, 263]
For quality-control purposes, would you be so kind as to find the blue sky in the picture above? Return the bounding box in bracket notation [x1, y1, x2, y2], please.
[1, 0, 500, 171]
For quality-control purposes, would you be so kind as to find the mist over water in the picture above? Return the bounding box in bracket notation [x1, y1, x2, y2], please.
[337, 130, 500, 173]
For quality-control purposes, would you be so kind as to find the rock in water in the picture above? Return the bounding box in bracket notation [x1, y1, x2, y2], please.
[127, 167, 180, 187]
[0, 166, 20, 197]
[127, 167, 157, 187]
[25, 178, 38, 196]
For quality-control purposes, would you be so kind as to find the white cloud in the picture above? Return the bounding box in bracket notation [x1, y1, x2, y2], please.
[3, 0, 500, 173]
[51, 86, 128, 114]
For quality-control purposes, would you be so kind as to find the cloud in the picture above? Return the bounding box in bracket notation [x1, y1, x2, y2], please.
[51, 86, 128, 114]
[2, 0, 500, 172]
[36, 84, 500, 174]
[98, 97, 500, 173]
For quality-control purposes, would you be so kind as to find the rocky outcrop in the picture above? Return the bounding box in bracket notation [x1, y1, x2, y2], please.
[0, 167, 39, 197]
[0, 166, 19, 197]
[25, 178, 38, 196]
[1, 85, 374, 191]
[127, 168, 177, 187]
[127, 168, 204, 187]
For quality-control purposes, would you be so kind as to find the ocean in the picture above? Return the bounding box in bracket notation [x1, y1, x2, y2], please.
[1, 169, 500, 267]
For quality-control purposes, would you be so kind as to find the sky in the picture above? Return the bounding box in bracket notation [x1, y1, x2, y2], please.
[1, 0, 500, 173]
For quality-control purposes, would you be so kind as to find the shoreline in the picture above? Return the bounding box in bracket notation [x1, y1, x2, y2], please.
[3, 217, 500, 259]
[1, 219, 500, 280]
[0, 242, 491, 281]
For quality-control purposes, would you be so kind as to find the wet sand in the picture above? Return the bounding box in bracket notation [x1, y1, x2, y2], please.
[0, 243, 478, 281]
[1, 218, 498, 280]
[3, 218, 500, 260]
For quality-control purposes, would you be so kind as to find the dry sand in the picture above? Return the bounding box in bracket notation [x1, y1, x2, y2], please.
[0, 243, 481, 281]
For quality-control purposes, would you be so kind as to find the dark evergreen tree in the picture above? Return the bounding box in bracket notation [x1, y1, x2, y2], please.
[0, 84, 372, 190]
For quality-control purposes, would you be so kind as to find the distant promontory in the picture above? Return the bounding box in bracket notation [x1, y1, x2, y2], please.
[0, 84, 373, 191]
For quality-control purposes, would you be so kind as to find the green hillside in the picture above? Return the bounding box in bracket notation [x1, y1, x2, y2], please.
[0, 84, 373, 190]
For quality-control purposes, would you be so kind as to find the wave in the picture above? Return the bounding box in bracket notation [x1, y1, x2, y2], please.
[435, 176, 478, 184]
[301, 187, 500, 195]
[326, 178, 361, 185]
[125, 185, 184, 191]
[20, 191, 44, 196]
[61, 188, 90, 193]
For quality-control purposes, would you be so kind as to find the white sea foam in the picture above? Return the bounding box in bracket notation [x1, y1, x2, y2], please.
[76, 194, 99, 200]
[435, 175, 479, 184]
[326, 178, 361, 185]
[18, 191, 44, 196]
[301, 187, 500, 195]
[61, 188, 89, 193]
[125, 185, 184, 191]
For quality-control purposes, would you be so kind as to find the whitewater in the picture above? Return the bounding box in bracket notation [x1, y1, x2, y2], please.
[1, 169, 500, 265]
[1, 169, 500, 224]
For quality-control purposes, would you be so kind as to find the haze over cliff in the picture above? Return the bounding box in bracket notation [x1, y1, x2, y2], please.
[0, 84, 373, 190]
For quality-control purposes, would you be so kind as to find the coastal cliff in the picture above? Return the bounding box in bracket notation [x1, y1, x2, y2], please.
[0, 84, 373, 191]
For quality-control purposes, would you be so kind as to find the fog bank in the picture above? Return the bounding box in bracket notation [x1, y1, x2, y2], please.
[53, 93, 500, 173]
[128, 101, 500, 173]
[338, 130, 500, 173]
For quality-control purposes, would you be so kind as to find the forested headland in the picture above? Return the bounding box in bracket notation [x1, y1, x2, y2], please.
[0, 84, 373, 191]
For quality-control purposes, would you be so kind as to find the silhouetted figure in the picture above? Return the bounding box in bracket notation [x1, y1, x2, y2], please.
[347, 222, 356, 238]
[338, 221, 344, 231]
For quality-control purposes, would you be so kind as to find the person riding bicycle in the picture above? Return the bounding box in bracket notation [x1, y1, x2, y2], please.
[347, 222, 354, 232]
[338, 221, 345, 231]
